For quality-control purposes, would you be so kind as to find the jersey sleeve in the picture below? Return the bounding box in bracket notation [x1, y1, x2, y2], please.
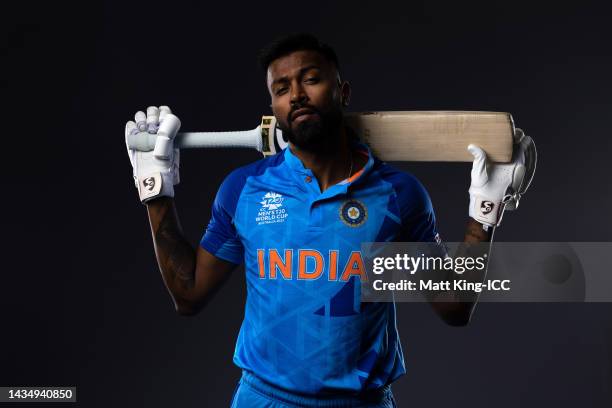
[394, 173, 440, 243]
[200, 171, 245, 265]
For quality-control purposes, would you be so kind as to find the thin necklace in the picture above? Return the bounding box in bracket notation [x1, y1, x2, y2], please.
[346, 152, 354, 180]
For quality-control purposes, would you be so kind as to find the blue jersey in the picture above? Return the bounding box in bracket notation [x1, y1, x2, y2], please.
[200, 144, 439, 395]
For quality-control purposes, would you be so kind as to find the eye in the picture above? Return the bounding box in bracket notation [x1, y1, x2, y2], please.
[304, 77, 319, 84]
[275, 87, 288, 96]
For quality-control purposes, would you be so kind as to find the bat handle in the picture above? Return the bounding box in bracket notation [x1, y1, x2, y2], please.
[127, 127, 263, 154]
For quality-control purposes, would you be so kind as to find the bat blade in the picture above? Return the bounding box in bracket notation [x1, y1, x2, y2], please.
[346, 111, 514, 163]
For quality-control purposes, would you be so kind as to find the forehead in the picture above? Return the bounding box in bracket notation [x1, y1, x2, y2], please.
[266, 50, 333, 85]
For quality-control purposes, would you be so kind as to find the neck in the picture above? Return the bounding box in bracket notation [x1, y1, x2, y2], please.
[289, 128, 353, 192]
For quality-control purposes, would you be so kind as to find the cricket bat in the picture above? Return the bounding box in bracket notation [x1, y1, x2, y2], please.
[127, 111, 515, 163]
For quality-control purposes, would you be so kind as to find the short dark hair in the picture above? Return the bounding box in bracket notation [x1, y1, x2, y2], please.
[258, 33, 340, 74]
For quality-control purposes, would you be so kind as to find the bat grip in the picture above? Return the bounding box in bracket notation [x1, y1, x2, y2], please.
[127, 127, 263, 152]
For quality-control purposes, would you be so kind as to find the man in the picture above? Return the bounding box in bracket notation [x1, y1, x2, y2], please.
[125, 34, 535, 407]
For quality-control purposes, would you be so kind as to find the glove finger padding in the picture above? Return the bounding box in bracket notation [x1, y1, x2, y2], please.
[153, 114, 181, 160]
[159, 105, 172, 123]
[135, 111, 147, 131]
[146, 106, 160, 133]
[468, 144, 488, 188]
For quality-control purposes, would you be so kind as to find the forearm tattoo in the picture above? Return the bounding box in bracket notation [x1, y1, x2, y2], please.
[153, 201, 196, 291]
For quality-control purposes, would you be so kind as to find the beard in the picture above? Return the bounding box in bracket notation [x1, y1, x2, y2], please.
[280, 104, 344, 154]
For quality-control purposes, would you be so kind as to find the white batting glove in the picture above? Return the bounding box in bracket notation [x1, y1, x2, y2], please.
[468, 128, 537, 227]
[125, 106, 181, 203]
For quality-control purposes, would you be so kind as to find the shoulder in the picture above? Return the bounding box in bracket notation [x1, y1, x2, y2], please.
[372, 161, 438, 241]
[372, 160, 431, 206]
[215, 151, 286, 206]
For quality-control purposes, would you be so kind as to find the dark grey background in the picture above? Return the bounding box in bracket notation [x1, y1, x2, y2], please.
[3, 1, 612, 407]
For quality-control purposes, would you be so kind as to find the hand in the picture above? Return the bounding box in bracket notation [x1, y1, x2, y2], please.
[125, 106, 181, 203]
[467, 128, 537, 227]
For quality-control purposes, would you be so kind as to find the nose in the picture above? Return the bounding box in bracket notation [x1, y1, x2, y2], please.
[290, 81, 308, 107]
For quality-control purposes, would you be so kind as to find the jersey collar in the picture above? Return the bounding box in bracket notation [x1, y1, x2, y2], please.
[283, 142, 375, 196]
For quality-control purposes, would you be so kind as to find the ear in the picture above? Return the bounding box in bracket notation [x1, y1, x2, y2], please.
[340, 80, 351, 107]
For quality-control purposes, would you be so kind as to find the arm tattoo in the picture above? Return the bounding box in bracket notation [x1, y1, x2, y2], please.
[153, 202, 196, 292]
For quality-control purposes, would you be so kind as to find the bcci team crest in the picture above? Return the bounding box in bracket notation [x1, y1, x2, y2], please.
[340, 200, 367, 227]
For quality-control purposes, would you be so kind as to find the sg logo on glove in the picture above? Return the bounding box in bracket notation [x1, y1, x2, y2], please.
[480, 201, 494, 215]
[143, 177, 156, 191]
[139, 174, 162, 200]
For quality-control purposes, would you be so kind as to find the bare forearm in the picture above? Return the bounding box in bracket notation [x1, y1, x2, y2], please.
[430, 218, 494, 325]
[452, 218, 494, 289]
[464, 218, 493, 243]
[453, 218, 493, 297]
[146, 197, 196, 308]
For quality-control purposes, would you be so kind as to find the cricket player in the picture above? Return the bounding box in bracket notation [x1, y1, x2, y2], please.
[125, 34, 535, 407]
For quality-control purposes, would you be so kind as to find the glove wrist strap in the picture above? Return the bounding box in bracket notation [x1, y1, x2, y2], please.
[469, 195, 503, 227]
[137, 171, 175, 203]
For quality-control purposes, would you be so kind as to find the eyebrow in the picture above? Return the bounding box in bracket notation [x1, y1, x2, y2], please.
[270, 65, 321, 86]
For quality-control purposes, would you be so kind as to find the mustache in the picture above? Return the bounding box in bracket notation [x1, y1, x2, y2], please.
[288, 104, 320, 123]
